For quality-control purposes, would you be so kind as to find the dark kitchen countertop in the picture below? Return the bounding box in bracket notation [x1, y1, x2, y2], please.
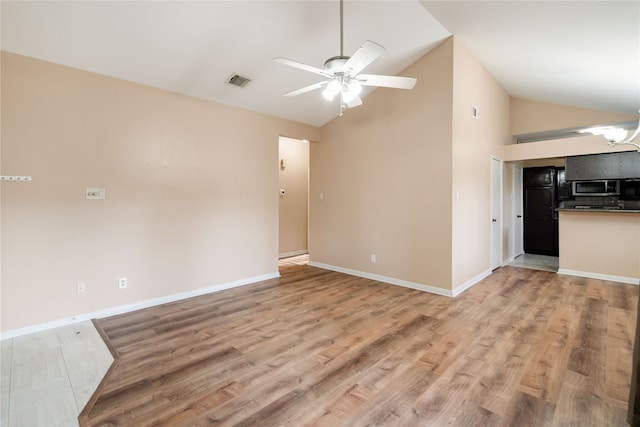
[557, 207, 640, 213]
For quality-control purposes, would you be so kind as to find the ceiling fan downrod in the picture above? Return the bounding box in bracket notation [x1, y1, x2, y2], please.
[323, 0, 349, 72]
[339, 0, 344, 57]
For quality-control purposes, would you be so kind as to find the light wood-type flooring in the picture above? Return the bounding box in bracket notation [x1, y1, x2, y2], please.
[82, 256, 638, 426]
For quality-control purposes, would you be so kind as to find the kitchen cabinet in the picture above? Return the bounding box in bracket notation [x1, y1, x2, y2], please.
[621, 179, 640, 200]
[566, 151, 640, 181]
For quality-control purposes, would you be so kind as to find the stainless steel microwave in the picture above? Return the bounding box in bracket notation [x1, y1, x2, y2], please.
[572, 180, 620, 196]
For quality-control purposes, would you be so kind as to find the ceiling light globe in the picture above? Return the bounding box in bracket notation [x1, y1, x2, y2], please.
[342, 81, 362, 103]
[349, 81, 362, 97]
[604, 128, 628, 143]
[322, 89, 335, 101]
[342, 90, 356, 103]
[323, 79, 341, 101]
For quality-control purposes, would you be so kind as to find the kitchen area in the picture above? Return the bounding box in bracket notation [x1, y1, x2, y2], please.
[523, 151, 640, 284]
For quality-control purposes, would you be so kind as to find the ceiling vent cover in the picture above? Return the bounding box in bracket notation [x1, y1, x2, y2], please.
[226, 74, 252, 88]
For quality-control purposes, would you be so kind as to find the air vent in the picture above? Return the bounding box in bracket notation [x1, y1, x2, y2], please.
[226, 74, 252, 88]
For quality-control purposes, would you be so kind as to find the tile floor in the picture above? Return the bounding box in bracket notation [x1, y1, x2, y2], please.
[508, 253, 559, 272]
[1, 321, 113, 427]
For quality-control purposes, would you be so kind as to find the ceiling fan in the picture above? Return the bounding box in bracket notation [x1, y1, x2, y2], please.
[273, 0, 417, 116]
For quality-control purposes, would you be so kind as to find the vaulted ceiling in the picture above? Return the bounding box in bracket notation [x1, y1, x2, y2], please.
[2, 1, 638, 127]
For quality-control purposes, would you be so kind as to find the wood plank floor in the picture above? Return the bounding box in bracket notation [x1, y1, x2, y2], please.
[81, 256, 638, 426]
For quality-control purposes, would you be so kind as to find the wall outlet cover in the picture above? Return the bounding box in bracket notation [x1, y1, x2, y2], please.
[86, 188, 106, 200]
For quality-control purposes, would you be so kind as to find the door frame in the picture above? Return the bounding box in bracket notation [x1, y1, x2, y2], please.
[278, 136, 310, 259]
[490, 156, 503, 270]
[512, 165, 524, 259]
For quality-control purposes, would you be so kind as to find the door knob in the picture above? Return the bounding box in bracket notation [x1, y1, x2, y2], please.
[516, 215, 522, 218]
[492, 218, 497, 222]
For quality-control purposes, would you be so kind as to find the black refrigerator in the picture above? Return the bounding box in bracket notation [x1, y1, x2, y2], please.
[523, 167, 557, 256]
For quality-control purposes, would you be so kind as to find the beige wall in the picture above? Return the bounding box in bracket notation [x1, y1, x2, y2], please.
[504, 134, 638, 162]
[310, 36, 510, 292]
[510, 98, 637, 135]
[451, 39, 511, 288]
[278, 137, 308, 257]
[1, 52, 319, 332]
[523, 158, 565, 168]
[310, 38, 454, 290]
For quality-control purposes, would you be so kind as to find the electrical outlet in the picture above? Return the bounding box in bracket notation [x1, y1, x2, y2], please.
[118, 277, 128, 289]
[77, 282, 86, 294]
[370, 254, 377, 263]
[86, 188, 106, 200]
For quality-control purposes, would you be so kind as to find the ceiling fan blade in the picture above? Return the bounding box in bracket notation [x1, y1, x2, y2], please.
[344, 95, 363, 109]
[273, 57, 333, 78]
[343, 40, 385, 76]
[284, 81, 328, 97]
[357, 74, 417, 90]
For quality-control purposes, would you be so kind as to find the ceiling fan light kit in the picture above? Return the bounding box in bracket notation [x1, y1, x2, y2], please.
[322, 76, 362, 102]
[274, 0, 417, 116]
[579, 110, 640, 151]
[322, 79, 341, 101]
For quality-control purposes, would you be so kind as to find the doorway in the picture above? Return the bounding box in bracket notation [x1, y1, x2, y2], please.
[509, 159, 566, 273]
[278, 137, 309, 259]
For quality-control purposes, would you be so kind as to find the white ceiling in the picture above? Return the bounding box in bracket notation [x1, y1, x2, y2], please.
[2, 1, 638, 128]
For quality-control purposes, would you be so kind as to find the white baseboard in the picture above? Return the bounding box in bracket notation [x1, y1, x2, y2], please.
[1, 271, 280, 340]
[502, 256, 515, 266]
[309, 261, 459, 297]
[278, 250, 308, 259]
[452, 269, 492, 297]
[558, 269, 639, 285]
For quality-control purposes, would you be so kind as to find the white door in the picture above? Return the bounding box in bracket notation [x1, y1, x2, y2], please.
[513, 165, 524, 258]
[490, 157, 503, 270]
